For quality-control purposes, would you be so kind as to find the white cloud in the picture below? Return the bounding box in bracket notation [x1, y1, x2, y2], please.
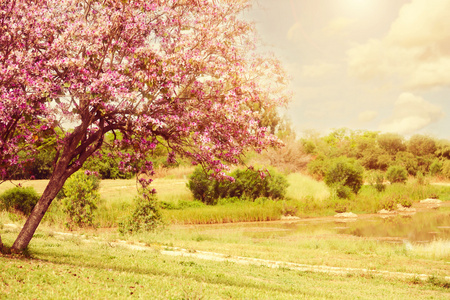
[358, 110, 378, 122]
[379, 93, 444, 134]
[347, 0, 450, 90]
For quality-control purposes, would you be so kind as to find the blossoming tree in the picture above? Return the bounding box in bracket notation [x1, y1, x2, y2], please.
[0, 0, 289, 252]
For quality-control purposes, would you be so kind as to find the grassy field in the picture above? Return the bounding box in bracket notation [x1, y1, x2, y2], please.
[1, 173, 450, 299]
[1, 219, 449, 299]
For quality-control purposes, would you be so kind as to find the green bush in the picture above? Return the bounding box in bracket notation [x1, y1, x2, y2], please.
[186, 167, 219, 205]
[187, 167, 289, 205]
[379, 194, 412, 210]
[307, 156, 328, 179]
[378, 196, 397, 211]
[119, 193, 164, 234]
[367, 171, 386, 192]
[415, 171, 427, 185]
[324, 157, 364, 195]
[330, 184, 354, 200]
[395, 151, 419, 176]
[386, 166, 408, 184]
[429, 159, 442, 176]
[83, 153, 133, 179]
[0, 186, 40, 215]
[442, 160, 450, 179]
[60, 171, 100, 229]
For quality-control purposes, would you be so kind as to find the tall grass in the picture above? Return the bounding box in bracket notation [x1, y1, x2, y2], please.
[411, 240, 450, 260]
[163, 200, 282, 224]
[286, 173, 330, 201]
[351, 183, 450, 214]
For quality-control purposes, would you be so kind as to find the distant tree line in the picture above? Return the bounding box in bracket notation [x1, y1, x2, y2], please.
[303, 128, 450, 180]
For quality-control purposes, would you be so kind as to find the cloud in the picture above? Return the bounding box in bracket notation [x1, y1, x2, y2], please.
[358, 110, 378, 122]
[347, 0, 450, 90]
[300, 62, 338, 79]
[379, 93, 444, 134]
[323, 17, 356, 37]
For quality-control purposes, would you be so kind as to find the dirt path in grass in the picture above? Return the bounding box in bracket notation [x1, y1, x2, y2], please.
[7, 223, 442, 283]
[107, 239, 450, 282]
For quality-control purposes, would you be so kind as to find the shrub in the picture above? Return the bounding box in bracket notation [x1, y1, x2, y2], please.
[324, 157, 364, 195]
[333, 184, 354, 199]
[386, 165, 408, 184]
[398, 195, 412, 208]
[333, 200, 350, 213]
[186, 167, 220, 205]
[429, 159, 442, 176]
[119, 193, 163, 234]
[281, 201, 298, 216]
[378, 196, 397, 211]
[379, 194, 412, 210]
[60, 171, 100, 229]
[187, 167, 289, 205]
[307, 156, 328, 179]
[415, 171, 427, 185]
[395, 151, 419, 176]
[442, 160, 450, 179]
[0, 186, 40, 215]
[367, 171, 386, 192]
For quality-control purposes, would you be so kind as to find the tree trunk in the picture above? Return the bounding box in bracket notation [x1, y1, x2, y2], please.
[0, 233, 3, 250]
[11, 172, 68, 252]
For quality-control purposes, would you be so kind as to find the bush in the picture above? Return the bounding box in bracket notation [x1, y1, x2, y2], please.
[187, 167, 289, 205]
[379, 194, 412, 211]
[333, 184, 354, 200]
[415, 171, 428, 185]
[119, 193, 163, 234]
[442, 160, 450, 179]
[429, 159, 442, 176]
[378, 196, 397, 211]
[60, 171, 100, 229]
[395, 151, 419, 176]
[367, 171, 386, 192]
[83, 153, 133, 179]
[0, 186, 40, 215]
[186, 167, 219, 205]
[386, 165, 408, 184]
[307, 156, 328, 179]
[324, 157, 364, 195]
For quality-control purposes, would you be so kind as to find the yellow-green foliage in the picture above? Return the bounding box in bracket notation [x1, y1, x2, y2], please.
[163, 200, 282, 224]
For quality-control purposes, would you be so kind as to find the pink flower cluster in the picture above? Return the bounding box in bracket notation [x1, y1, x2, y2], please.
[0, 0, 289, 184]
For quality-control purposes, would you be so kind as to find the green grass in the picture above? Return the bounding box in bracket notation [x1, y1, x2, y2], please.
[1, 225, 449, 299]
[163, 200, 282, 224]
[286, 172, 330, 201]
[1, 171, 449, 299]
[2, 173, 450, 227]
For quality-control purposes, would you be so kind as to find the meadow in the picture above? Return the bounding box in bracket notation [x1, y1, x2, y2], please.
[1, 171, 449, 299]
[1, 170, 448, 227]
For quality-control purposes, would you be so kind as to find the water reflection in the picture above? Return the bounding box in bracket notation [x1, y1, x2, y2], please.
[344, 211, 450, 243]
[238, 209, 450, 244]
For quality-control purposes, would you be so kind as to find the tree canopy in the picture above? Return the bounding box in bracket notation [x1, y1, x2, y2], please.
[0, 0, 289, 251]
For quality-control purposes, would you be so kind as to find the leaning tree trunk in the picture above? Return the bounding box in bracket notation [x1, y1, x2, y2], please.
[11, 171, 69, 252]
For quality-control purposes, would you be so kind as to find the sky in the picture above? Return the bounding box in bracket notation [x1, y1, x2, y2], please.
[247, 0, 450, 139]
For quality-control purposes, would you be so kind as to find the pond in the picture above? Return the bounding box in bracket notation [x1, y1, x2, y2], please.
[226, 205, 450, 244]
